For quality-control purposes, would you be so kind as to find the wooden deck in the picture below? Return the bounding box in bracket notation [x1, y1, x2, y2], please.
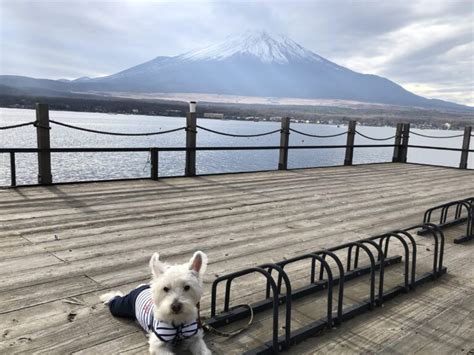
[0, 162, 473, 354]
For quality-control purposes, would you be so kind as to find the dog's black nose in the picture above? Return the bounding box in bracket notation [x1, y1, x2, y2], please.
[171, 302, 182, 314]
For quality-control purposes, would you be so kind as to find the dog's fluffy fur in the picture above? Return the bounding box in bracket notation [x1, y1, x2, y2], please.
[101, 251, 211, 355]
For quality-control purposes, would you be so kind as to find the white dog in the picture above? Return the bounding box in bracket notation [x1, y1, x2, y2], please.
[100, 251, 211, 355]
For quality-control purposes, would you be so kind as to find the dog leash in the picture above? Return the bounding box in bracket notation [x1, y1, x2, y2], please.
[199, 303, 254, 338]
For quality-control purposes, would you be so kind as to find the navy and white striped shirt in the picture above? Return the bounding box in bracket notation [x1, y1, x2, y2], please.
[135, 287, 199, 344]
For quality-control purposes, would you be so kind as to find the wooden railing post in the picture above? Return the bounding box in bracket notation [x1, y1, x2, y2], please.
[459, 126, 472, 169]
[344, 121, 356, 166]
[278, 117, 290, 170]
[185, 101, 197, 177]
[150, 148, 159, 180]
[392, 123, 403, 163]
[400, 123, 410, 163]
[36, 103, 52, 185]
[10, 152, 16, 187]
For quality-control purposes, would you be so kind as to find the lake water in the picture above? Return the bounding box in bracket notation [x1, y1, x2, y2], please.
[0, 108, 472, 186]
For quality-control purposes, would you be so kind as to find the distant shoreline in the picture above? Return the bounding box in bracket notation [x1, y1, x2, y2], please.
[1, 93, 472, 130]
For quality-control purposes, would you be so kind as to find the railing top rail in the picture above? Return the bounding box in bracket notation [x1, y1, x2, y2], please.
[407, 145, 474, 153]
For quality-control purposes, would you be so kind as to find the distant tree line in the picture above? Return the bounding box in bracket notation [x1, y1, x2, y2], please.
[0, 93, 472, 129]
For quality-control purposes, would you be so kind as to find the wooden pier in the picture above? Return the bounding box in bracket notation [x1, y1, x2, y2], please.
[0, 163, 473, 354]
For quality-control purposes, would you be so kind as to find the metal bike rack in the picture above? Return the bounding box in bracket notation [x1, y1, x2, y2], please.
[419, 197, 473, 243]
[205, 223, 446, 354]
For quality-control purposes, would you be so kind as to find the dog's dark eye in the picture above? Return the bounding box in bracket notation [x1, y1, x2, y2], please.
[184, 285, 190, 291]
[163, 287, 169, 292]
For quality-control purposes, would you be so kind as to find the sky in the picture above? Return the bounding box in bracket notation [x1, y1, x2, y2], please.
[0, 0, 473, 106]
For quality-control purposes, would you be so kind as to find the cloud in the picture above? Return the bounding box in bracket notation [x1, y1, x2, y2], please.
[0, 0, 472, 105]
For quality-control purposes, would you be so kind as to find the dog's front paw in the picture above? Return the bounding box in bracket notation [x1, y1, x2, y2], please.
[189, 337, 212, 355]
[148, 333, 174, 355]
[149, 345, 174, 355]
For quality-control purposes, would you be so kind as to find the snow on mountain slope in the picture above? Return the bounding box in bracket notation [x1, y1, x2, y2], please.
[179, 30, 329, 65]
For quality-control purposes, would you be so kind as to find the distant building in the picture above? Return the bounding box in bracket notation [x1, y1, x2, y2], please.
[443, 122, 451, 130]
[132, 109, 139, 113]
[203, 113, 224, 119]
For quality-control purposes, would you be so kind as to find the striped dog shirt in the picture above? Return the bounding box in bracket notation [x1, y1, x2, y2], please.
[108, 285, 199, 345]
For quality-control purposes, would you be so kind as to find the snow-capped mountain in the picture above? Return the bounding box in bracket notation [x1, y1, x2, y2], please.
[179, 31, 328, 64]
[0, 31, 470, 110]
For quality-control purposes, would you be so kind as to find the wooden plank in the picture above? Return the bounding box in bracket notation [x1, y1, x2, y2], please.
[0, 276, 101, 314]
[0, 252, 63, 275]
[0, 163, 451, 205]
[0, 311, 136, 354]
[0, 281, 144, 353]
[0, 164, 453, 218]
[71, 332, 146, 355]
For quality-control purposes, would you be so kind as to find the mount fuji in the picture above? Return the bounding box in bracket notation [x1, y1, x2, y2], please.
[0, 31, 470, 110]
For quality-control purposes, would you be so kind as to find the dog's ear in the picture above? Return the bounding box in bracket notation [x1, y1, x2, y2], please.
[189, 251, 208, 276]
[150, 252, 166, 277]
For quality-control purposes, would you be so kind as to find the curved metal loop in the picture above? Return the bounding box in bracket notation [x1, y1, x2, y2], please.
[405, 223, 444, 276]
[440, 201, 470, 224]
[277, 253, 335, 328]
[347, 243, 362, 271]
[422, 223, 445, 274]
[423, 198, 473, 243]
[310, 254, 334, 327]
[315, 250, 345, 324]
[260, 263, 292, 348]
[331, 241, 377, 309]
[424, 200, 471, 225]
[390, 230, 417, 288]
[210, 267, 280, 352]
[353, 242, 377, 308]
[376, 232, 411, 291]
[358, 239, 385, 304]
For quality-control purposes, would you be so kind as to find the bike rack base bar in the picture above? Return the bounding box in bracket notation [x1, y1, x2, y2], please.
[453, 235, 473, 244]
[417, 218, 467, 235]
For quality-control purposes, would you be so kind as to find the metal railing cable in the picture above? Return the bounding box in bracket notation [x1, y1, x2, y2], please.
[0, 121, 36, 130]
[355, 130, 395, 141]
[49, 120, 186, 136]
[289, 127, 347, 138]
[196, 125, 281, 137]
[410, 130, 465, 139]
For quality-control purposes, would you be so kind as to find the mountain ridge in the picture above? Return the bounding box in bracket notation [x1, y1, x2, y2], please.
[0, 31, 471, 111]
